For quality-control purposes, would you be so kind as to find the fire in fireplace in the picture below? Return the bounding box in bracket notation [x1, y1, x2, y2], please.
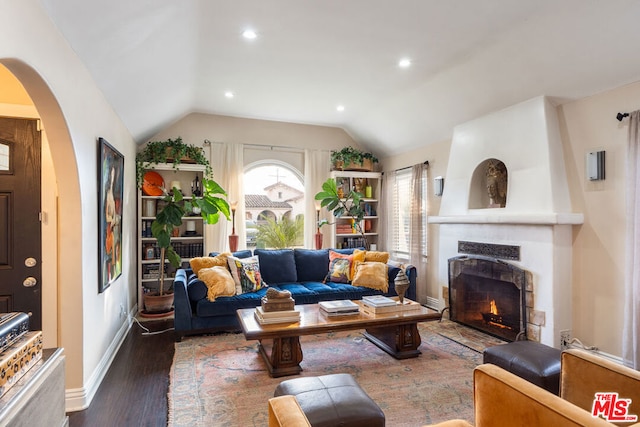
[448, 255, 527, 342]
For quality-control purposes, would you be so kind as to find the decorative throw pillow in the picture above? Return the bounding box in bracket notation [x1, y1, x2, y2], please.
[326, 257, 352, 283]
[325, 249, 365, 283]
[190, 253, 230, 275]
[364, 250, 390, 264]
[352, 261, 389, 292]
[198, 266, 236, 302]
[227, 255, 266, 294]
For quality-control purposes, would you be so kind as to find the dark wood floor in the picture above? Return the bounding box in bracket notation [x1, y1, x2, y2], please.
[68, 319, 175, 427]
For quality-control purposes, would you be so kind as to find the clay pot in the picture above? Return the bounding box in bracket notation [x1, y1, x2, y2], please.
[142, 292, 174, 315]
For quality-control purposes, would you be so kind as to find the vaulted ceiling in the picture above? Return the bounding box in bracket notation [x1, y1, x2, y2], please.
[39, 0, 640, 157]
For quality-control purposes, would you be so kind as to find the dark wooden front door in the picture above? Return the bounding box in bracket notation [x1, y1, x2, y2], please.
[0, 117, 41, 330]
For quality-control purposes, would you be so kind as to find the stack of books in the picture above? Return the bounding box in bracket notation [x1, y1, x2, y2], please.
[254, 306, 300, 325]
[361, 295, 422, 316]
[318, 300, 360, 317]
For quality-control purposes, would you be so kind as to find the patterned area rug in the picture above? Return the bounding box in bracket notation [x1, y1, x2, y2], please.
[426, 319, 507, 353]
[168, 322, 483, 427]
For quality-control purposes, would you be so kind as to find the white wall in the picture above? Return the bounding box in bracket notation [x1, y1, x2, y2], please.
[0, 0, 138, 410]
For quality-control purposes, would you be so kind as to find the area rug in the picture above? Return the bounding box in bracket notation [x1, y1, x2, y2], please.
[425, 319, 507, 353]
[168, 323, 482, 427]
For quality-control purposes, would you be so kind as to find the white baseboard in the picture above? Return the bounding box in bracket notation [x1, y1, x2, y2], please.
[64, 306, 135, 412]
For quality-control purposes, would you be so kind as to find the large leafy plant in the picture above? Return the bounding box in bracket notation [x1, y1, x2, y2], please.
[314, 178, 367, 245]
[152, 178, 230, 295]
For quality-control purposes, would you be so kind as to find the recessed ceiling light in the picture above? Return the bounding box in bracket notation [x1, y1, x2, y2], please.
[398, 58, 412, 68]
[242, 29, 257, 40]
[225, 91, 234, 99]
[336, 105, 345, 112]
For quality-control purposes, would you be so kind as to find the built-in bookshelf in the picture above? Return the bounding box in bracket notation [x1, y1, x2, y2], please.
[137, 163, 207, 313]
[329, 171, 382, 250]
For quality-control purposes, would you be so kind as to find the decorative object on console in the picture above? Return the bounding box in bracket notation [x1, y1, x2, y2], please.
[394, 269, 411, 304]
[229, 201, 238, 252]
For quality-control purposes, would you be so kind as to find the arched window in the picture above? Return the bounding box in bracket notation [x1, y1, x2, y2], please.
[244, 161, 305, 248]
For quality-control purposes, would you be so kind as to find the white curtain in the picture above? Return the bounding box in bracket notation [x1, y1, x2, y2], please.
[207, 142, 244, 254]
[409, 163, 428, 303]
[623, 110, 640, 369]
[382, 164, 428, 303]
[304, 149, 331, 248]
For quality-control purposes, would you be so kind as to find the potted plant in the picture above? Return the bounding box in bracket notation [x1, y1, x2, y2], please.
[315, 178, 368, 247]
[331, 146, 379, 171]
[144, 178, 230, 314]
[136, 137, 212, 187]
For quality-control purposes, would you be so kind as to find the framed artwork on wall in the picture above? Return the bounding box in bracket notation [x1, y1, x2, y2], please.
[98, 137, 124, 293]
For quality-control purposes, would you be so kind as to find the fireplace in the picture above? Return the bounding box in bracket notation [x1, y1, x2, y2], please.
[448, 256, 527, 342]
[429, 96, 583, 347]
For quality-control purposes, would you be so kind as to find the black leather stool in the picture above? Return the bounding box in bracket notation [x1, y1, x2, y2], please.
[274, 373, 385, 427]
[483, 340, 561, 394]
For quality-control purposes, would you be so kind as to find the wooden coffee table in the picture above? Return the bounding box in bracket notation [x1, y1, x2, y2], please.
[237, 299, 442, 377]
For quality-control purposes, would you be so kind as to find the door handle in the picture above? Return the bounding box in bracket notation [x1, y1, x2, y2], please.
[23, 277, 37, 287]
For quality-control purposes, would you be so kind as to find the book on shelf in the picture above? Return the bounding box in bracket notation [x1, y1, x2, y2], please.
[362, 295, 397, 307]
[318, 300, 359, 313]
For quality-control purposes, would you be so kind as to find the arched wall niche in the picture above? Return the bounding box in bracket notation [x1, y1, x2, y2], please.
[469, 158, 508, 209]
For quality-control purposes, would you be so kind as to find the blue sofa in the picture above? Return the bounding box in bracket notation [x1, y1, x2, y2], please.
[173, 248, 417, 340]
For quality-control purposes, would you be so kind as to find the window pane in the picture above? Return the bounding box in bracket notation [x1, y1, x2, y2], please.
[244, 164, 305, 248]
[0, 142, 9, 171]
[388, 168, 427, 259]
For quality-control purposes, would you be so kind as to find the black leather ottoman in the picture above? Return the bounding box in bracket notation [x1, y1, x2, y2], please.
[274, 373, 385, 427]
[483, 340, 561, 394]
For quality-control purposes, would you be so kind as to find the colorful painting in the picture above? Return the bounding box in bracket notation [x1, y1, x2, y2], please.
[98, 137, 124, 293]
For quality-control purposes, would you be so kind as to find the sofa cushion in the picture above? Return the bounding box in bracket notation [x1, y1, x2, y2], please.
[198, 266, 236, 301]
[196, 287, 269, 317]
[303, 281, 376, 301]
[254, 249, 298, 284]
[210, 249, 253, 259]
[228, 255, 266, 294]
[352, 261, 388, 292]
[294, 249, 329, 282]
[327, 250, 365, 282]
[190, 253, 230, 275]
[364, 250, 390, 264]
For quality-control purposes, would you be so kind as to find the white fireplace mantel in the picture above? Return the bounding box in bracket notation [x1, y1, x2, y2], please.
[429, 213, 584, 225]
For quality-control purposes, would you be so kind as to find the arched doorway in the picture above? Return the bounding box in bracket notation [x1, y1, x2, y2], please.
[0, 60, 82, 354]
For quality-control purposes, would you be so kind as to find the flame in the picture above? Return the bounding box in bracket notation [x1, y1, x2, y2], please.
[490, 300, 498, 315]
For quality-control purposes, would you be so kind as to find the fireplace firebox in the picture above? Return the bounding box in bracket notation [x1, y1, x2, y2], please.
[448, 255, 527, 342]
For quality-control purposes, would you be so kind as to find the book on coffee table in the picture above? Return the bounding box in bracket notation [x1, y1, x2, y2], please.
[254, 307, 300, 325]
[318, 300, 360, 313]
[362, 295, 397, 307]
